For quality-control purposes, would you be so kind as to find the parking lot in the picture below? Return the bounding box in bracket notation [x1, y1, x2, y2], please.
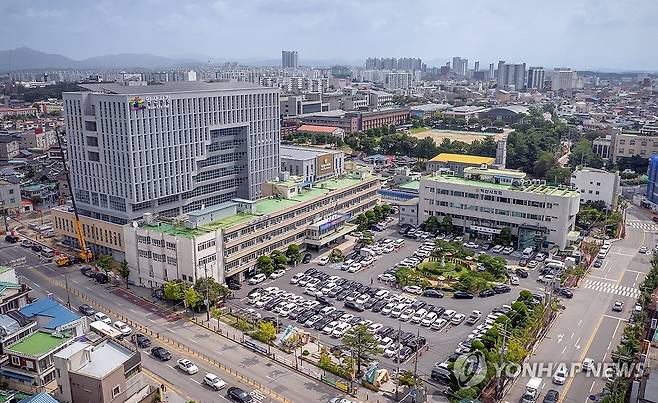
[229, 225, 565, 384]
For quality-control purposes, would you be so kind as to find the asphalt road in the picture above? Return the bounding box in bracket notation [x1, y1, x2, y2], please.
[504, 205, 654, 403]
[0, 244, 347, 403]
[232, 227, 538, 388]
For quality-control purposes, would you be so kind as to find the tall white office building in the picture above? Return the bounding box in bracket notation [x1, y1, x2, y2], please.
[282, 50, 299, 68]
[497, 61, 526, 90]
[527, 67, 545, 90]
[551, 68, 578, 91]
[384, 72, 412, 90]
[63, 81, 280, 224]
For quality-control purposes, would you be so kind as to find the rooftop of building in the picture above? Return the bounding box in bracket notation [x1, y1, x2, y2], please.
[7, 331, 70, 357]
[296, 124, 342, 133]
[410, 103, 452, 112]
[430, 153, 496, 165]
[398, 180, 420, 190]
[464, 166, 527, 179]
[424, 174, 580, 197]
[19, 298, 80, 331]
[76, 81, 272, 95]
[280, 145, 342, 160]
[142, 176, 370, 238]
[75, 340, 133, 379]
[487, 105, 530, 114]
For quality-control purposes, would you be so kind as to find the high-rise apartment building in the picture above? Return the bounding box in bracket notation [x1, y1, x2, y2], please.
[489, 63, 495, 79]
[63, 81, 280, 224]
[497, 61, 526, 90]
[452, 57, 468, 76]
[281, 50, 299, 68]
[551, 68, 578, 91]
[527, 67, 545, 90]
[384, 72, 412, 90]
[474, 61, 480, 72]
[365, 57, 422, 71]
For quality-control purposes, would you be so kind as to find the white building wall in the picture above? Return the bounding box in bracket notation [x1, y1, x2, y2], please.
[570, 168, 619, 210]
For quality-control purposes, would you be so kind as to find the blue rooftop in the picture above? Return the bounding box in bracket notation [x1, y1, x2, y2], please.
[19, 393, 60, 403]
[19, 298, 80, 330]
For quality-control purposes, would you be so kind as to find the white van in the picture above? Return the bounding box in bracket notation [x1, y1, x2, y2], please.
[522, 247, 534, 259]
[360, 248, 376, 257]
[390, 304, 407, 318]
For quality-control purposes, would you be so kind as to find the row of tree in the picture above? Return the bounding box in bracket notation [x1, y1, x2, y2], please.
[162, 277, 231, 310]
[255, 244, 302, 276]
[353, 204, 392, 231]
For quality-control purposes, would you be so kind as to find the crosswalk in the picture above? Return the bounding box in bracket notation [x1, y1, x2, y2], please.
[626, 221, 658, 232]
[250, 390, 265, 401]
[582, 279, 640, 298]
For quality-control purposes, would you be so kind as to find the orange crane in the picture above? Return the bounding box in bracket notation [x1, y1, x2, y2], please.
[54, 128, 93, 266]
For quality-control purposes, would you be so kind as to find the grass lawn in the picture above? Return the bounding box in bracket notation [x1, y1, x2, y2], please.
[410, 126, 430, 134]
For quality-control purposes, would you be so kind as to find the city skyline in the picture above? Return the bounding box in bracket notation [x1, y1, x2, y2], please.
[2, 0, 657, 71]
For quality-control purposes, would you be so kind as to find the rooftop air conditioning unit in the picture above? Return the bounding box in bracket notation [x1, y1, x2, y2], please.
[143, 212, 154, 225]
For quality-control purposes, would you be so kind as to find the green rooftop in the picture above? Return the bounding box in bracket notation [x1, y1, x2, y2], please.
[8, 331, 70, 356]
[425, 175, 580, 197]
[399, 180, 420, 190]
[142, 222, 207, 239]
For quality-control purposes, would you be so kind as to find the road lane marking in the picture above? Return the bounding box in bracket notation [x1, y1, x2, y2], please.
[558, 315, 605, 403]
[561, 345, 567, 354]
[589, 380, 596, 392]
[603, 314, 628, 321]
[192, 379, 201, 385]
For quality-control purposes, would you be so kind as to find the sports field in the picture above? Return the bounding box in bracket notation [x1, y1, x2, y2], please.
[410, 128, 511, 144]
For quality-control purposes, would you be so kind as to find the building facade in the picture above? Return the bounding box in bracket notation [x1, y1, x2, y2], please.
[124, 173, 380, 287]
[0, 179, 21, 212]
[280, 145, 345, 184]
[570, 168, 619, 210]
[52, 207, 126, 259]
[63, 82, 280, 224]
[613, 133, 658, 161]
[282, 50, 299, 68]
[418, 168, 580, 250]
[0, 137, 20, 161]
[497, 62, 526, 91]
[426, 153, 496, 175]
[646, 155, 658, 205]
[526, 67, 545, 90]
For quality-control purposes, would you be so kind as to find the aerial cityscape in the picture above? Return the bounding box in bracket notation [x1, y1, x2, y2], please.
[0, 1, 657, 403]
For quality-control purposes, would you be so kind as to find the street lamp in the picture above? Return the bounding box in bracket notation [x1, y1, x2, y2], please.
[204, 264, 210, 322]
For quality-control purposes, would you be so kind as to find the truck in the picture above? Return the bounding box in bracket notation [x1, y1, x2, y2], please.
[521, 377, 542, 403]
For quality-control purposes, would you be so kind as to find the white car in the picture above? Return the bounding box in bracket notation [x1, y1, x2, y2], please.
[451, 313, 466, 325]
[491, 245, 504, 253]
[319, 306, 336, 315]
[331, 323, 351, 338]
[552, 366, 567, 385]
[247, 293, 261, 305]
[318, 256, 330, 266]
[421, 312, 438, 327]
[378, 337, 394, 350]
[355, 294, 370, 305]
[254, 296, 272, 308]
[361, 257, 375, 266]
[411, 308, 428, 324]
[279, 303, 295, 317]
[431, 318, 448, 331]
[582, 358, 595, 372]
[347, 263, 362, 273]
[290, 273, 305, 284]
[323, 321, 339, 334]
[375, 289, 390, 299]
[304, 287, 320, 296]
[463, 242, 479, 249]
[400, 308, 415, 321]
[321, 283, 337, 295]
[177, 358, 199, 375]
[366, 323, 383, 333]
[381, 303, 396, 315]
[640, 246, 648, 254]
[383, 344, 401, 358]
[93, 312, 112, 325]
[113, 321, 132, 337]
[403, 285, 423, 295]
[203, 373, 226, 390]
[338, 313, 354, 322]
[509, 275, 519, 285]
[378, 273, 395, 282]
[269, 269, 285, 279]
[248, 274, 266, 285]
[441, 309, 456, 321]
[502, 246, 514, 255]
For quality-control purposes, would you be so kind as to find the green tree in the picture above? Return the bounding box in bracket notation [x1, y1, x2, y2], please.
[256, 256, 275, 275]
[341, 325, 382, 373]
[270, 250, 288, 271]
[163, 281, 185, 301]
[496, 227, 513, 245]
[118, 260, 130, 288]
[285, 244, 301, 265]
[441, 215, 453, 234]
[533, 151, 556, 178]
[421, 216, 440, 233]
[184, 287, 203, 309]
[194, 277, 228, 305]
[568, 139, 604, 169]
[361, 230, 374, 245]
[255, 321, 277, 344]
[328, 248, 344, 263]
[96, 255, 112, 276]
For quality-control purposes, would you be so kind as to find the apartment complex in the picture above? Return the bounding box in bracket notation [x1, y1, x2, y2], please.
[497, 61, 526, 90]
[527, 67, 545, 90]
[418, 167, 580, 250]
[63, 81, 280, 224]
[281, 50, 299, 68]
[123, 172, 380, 288]
[54, 339, 145, 403]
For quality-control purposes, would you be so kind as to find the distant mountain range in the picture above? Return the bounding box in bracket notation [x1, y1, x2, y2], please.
[0, 47, 201, 71]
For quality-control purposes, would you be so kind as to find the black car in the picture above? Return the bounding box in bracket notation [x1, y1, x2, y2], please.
[151, 347, 172, 361]
[261, 317, 283, 329]
[377, 326, 394, 338]
[135, 334, 151, 348]
[327, 287, 343, 298]
[78, 304, 95, 316]
[454, 291, 475, 299]
[304, 267, 317, 275]
[4, 235, 18, 243]
[406, 336, 427, 352]
[336, 290, 350, 301]
[515, 268, 529, 278]
[314, 317, 332, 331]
[227, 280, 241, 290]
[543, 389, 559, 403]
[493, 285, 511, 294]
[263, 298, 281, 311]
[80, 266, 94, 277]
[344, 301, 365, 312]
[558, 288, 573, 299]
[399, 331, 415, 344]
[432, 306, 446, 316]
[315, 296, 333, 306]
[94, 272, 108, 284]
[151, 288, 164, 300]
[478, 289, 495, 298]
[364, 297, 380, 310]
[297, 310, 315, 324]
[371, 300, 387, 313]
[396, 346, 413, 363]
[410, 300, 427, 310]
[227, 386, 253, 403]
[423, 289, 444, 298]
[31, 244, 42, 252]
[593, 259, 603, 268]
[302, 253, 312, 264]
[335, 278, 348, 286]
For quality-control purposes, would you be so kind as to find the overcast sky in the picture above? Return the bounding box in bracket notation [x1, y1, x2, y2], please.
[2, 0, 657, 71]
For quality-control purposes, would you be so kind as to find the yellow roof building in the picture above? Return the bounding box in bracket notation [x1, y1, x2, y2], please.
[429, 153, 495, 165]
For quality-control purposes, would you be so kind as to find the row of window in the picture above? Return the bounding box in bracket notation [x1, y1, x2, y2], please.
[425, 186, 558, 209]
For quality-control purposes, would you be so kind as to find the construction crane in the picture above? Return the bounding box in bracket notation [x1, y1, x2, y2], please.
[54, 128, 93, 266]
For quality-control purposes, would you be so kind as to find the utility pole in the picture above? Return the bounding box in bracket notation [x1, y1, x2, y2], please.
[412, 325, 420, 402]
[204, 264, 210, 321]
[63, 266, 71, 309]
[495, 321, 511, 400]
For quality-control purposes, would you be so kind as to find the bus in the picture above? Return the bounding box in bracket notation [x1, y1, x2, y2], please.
[89, 320, 122, 339]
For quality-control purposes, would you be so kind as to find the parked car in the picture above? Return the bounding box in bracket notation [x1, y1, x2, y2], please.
[423, 289, 444, 298]
[31, 244, 43, 252]
[93, 312, 112, 325]
[515, 268, 529, 278]
[318, 256, 330, 266]
[403, 285, 423, 295]
[177, 358, 199, 375]
[78, 304, 95, 316]
[248, 274, 266, 285]
[558, 288, 573, 299]
[113, 321, 132, 337]
[20, 239, 32, 247]
[453, 291, 474, 299]
[204, 373, 226, 390]
[478, 289, 495, 298]
[612, 301, 624, 312]
[493, 285, 511, 294]
[502, 246, 514, 255]
[151, 346, 172, 361]
[344, 301, 364, 312]
[134, 334, 151, 348]
[226, 386, 253, 403]
[302, 253, 312, 264]
[269, 269, 285, 279]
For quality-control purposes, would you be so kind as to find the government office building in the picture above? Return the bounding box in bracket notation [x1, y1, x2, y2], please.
[418, 167, 580, 250]
[62, 81, 280, 225]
